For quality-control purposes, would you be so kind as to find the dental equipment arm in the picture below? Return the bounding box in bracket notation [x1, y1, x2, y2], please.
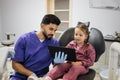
[109, 42, 120, 80]
[0, 47, 9, 79]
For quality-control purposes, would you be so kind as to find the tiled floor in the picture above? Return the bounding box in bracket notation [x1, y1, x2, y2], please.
[90, 62, 108, 80]
[94, 73, 101, 80]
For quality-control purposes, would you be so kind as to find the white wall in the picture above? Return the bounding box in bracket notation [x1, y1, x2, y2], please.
[0, 8, 2, 41]
[1, 0, 120, 42]
[0, 0, 2, 40]
[71, 0, 120, 36]
[0, 0, 46, 41]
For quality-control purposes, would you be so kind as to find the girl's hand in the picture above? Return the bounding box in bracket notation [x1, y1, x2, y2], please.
[71, 61, 82, 66]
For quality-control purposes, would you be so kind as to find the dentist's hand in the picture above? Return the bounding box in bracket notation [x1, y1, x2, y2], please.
[54, 52, 67, 64]
[27, 73, 38, 80]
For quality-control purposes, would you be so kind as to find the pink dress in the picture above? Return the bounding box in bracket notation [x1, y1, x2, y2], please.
[46, 40, 96, 80]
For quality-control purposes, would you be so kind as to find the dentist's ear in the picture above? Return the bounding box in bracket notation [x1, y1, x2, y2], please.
[41, 23, 45, 30]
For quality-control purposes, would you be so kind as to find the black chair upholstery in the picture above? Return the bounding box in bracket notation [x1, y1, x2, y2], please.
[88, 28, 105, 62]
[58, 27, 105, 80]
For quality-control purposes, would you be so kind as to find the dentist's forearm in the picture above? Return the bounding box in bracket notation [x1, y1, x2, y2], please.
[12, 60, 33, 76]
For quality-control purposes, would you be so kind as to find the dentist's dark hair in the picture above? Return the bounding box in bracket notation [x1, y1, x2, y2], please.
[41, 14, 61, 26]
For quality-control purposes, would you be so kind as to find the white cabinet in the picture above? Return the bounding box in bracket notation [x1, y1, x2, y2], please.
[46, 0, 71, 39]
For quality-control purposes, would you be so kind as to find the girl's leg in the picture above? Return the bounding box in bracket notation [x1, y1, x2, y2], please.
[63, 65, 88, 80]
[46, 63, 71, 80]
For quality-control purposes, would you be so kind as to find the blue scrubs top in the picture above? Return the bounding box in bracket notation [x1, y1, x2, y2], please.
[11, 31, 59, 80]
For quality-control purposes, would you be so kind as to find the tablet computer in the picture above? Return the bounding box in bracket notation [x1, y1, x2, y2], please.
[48, 46, 76, 61]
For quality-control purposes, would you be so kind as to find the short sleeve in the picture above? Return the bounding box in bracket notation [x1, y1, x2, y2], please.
[12, 36, 26, 62]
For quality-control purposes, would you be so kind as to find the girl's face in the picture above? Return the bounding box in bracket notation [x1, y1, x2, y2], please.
[74, 28, 88, 45]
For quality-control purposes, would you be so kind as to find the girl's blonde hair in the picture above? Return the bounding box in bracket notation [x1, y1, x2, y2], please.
[76, 22, 90, 43]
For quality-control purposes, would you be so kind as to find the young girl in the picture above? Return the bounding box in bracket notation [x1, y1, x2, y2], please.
[29, 23, 96, 80]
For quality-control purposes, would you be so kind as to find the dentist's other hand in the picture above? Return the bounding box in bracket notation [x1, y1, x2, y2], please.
[27, 73, 38, 80]
[54, 52, 67, 64]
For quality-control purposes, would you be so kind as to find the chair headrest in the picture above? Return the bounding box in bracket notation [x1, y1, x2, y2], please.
[58, 27, 74, 46]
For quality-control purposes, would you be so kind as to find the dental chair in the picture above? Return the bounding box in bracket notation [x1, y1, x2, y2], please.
[0, 47, 14, 80]
[58, 27, 105, 80]
[0, 47, 9, 80]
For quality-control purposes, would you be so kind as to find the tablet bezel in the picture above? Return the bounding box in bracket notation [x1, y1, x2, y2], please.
[48, 46, 76, 61]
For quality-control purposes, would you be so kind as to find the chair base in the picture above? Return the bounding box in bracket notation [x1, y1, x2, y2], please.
[77, 69, 96, 80]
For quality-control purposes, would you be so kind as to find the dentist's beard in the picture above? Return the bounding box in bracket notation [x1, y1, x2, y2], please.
[42, 31, 53, 40]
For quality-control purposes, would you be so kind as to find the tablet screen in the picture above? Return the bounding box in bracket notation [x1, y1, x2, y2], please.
[48, 46, 76, 61]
